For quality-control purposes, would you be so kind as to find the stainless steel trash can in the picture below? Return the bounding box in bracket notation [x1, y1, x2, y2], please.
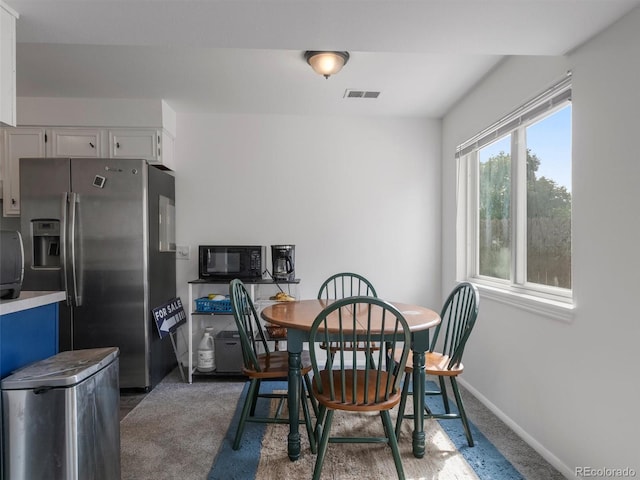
[1, 347, 120, 480]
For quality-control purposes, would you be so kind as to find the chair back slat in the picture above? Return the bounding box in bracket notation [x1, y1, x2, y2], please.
[430, 282, 479, 370]
[309, 296, 411, 407]
[229, 279, 271, 372]
[364, 306, 373, 403]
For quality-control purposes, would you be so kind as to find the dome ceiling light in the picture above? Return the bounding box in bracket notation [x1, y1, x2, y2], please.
[304, 51, 350, 79]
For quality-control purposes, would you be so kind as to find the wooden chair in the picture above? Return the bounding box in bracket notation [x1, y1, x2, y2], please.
[308, 296, 412, 480]
[394, 282, 479, 446]
[317, 272, 379, 368]
[229, 279, 317, 452]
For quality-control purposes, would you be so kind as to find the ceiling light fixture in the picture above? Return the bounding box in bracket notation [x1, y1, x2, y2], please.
[304, 51, 350, 79]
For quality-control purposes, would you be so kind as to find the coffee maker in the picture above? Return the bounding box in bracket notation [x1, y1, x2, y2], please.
[271, 245, 295, 281]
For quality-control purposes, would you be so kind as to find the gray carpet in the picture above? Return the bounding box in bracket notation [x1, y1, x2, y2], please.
[455, 385, 565, 480]
[120, 368, 565, 480]
[120, 369, 245, 480]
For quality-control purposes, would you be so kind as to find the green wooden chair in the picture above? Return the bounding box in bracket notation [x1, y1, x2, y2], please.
[393, 282, 479, 447]
[229, 279, 317, 452]
[308, 296, 412, 480]
[317, 272, 379, 368]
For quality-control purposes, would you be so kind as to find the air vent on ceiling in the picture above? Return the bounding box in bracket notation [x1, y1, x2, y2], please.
[344, 89, 380, 99]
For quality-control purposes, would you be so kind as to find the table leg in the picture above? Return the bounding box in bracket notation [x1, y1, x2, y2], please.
[411, 330, 429, 458]
[287, 330, 303, 461]
[411, 350, 426, 458]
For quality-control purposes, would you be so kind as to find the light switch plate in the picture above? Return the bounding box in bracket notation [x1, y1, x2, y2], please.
[176, 245, 190, 260]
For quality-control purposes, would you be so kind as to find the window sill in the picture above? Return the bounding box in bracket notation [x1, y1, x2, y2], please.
[473, 283, 575, 323]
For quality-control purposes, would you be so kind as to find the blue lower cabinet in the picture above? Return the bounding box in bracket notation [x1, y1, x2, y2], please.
[0, 303, 59, 378]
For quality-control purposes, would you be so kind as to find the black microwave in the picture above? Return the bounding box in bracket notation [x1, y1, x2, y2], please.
[198, 245, 265, 280]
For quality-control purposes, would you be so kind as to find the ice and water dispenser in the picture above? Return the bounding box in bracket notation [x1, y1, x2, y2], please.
[31, 220, 61, 268]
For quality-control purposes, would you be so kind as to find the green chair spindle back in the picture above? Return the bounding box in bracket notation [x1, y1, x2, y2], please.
[430, 282, 479, 368]
[310, 297, 409, 403]
[317, 272, 377, 300]
[394, 281, 479, 447]
[229, 278, 270, 373]
[228, 278, 317, 452]
[317, 273, 380, 369]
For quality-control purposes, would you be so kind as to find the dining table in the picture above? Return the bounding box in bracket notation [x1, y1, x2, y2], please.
[260, 298, 441, 461]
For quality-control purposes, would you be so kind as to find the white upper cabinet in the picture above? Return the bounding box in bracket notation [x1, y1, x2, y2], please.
[1, 125, 175, 215]
[0, 2, 19, 127]
[14, 98, 178, 169]
[49, 128, 104, 157]
[109, 128, 174, 169]
[1, 97, 178, 215]
[110, 129, 157, 159]
[1, 128, 46, 216]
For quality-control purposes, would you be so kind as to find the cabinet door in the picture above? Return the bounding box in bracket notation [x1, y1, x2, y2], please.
[109, 129, 158, 161]
[0, 303, 59, 378]
[2, 128, 46, 216]
[49, 128, 103, 157]
[0, 3, 18, 127]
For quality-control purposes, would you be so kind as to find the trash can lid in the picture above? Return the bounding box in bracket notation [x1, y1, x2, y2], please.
[1, 347, 119, 390]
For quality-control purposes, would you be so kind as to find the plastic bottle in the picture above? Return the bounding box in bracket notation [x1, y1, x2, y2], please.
[197, 331, 215, 372]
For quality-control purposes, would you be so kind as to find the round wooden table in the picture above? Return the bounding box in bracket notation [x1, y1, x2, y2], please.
[261, 298, 440, 460]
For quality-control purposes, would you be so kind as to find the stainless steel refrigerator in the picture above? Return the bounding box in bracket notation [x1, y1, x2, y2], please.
[19, 157, 176, 390]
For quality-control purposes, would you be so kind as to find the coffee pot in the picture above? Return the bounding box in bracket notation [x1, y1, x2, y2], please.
[271, 245, 295, 281]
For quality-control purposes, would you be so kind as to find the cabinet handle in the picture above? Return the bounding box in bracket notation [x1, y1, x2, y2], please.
[89, 142, 95, 149]
[116, 142, 120, 149]
[11, 198, 16, 205]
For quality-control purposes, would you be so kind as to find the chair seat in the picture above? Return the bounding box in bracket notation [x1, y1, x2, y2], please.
[242, 350, 313, 379]
[312, 369, 401, 412]
[393, 349, 464, 376]
[425, 352, 464, 376]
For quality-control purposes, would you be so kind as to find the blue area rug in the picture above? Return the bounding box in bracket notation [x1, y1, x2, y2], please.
[208, 380, 523, 480]
[425, 390, 524, 480]
[208, 381, 277, 480]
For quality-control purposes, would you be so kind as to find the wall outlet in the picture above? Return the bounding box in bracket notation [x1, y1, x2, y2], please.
[176, 245, 190, 260]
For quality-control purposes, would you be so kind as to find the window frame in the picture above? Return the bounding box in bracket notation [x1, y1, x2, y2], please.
[456, 77, 575, 321]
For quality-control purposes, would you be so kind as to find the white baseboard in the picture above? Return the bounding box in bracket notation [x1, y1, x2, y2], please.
[457, 377, 576, 479]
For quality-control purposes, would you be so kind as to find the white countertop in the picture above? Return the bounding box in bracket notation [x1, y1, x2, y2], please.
[0, 291, 66, 316]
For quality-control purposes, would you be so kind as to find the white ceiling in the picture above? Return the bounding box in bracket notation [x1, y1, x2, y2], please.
[7, 0, 640, 117]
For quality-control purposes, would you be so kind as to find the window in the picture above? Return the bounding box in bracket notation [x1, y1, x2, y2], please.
[457, 76, 573, 311]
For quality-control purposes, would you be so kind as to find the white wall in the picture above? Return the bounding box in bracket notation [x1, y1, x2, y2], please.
[174, 113, 442, 307]
[442, 7, 640, 478]
[16, 97, 170, 128]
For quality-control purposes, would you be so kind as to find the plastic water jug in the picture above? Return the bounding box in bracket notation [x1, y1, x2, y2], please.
[197, 331, 215, 372]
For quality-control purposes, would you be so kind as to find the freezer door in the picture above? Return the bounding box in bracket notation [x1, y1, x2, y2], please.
[19, 157, 70, 293]
[70, 158, 150, 388]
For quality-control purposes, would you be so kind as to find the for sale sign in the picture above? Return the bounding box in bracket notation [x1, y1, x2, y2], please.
[152, 297, 187, 338]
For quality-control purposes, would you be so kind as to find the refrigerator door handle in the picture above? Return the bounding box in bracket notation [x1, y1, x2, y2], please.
[70, 192, 82, 306]
[61, 192, 71, 306]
